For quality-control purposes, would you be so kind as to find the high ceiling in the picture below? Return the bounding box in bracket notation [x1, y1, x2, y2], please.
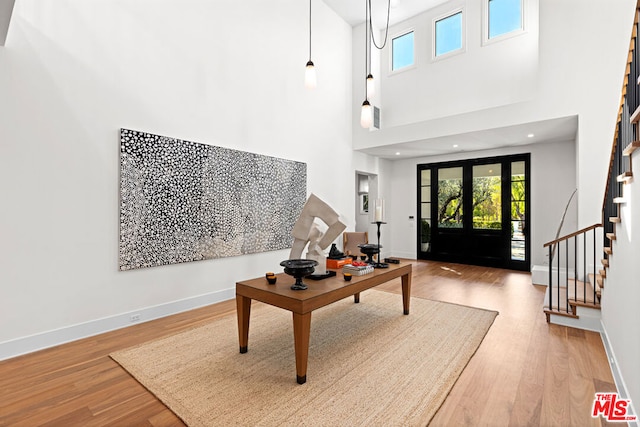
[0, 0, 15, 46]
[323, 0, 449, 28]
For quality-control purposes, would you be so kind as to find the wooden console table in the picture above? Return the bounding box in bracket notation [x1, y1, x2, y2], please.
[235, 262, 412, 384]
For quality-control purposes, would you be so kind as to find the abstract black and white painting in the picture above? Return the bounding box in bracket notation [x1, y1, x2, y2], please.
[119, 129, 307, 270]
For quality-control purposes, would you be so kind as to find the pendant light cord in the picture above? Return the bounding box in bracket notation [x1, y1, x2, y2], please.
[309, 0, 312, 61]
[368, 0, 391, 50]
[364, 0, 369, 96]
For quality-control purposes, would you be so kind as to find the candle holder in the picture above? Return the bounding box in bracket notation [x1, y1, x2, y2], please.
[370, 221, 389, 268]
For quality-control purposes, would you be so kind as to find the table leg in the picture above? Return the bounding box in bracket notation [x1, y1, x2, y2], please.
[292, 312, 312, 384]
[354, 292, 360, 303]
[236, 295, 251, 353]
[401, 272, 412, 315]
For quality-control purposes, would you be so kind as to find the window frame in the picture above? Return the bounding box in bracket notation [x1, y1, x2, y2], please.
[389, 28, 416, 75]
[431, 8, 466, 62]
[482, 0, 526, 46]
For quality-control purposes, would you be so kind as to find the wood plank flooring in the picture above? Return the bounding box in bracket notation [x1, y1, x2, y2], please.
[0, 260, 616, 426]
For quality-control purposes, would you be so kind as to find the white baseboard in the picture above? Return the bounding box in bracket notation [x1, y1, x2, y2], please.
[532, 265, 576, 286]
[548, 306, 602, 332]
[600, 322, 639, 427]
[390, 251, 416, 260]
[0, 287, 235, 361]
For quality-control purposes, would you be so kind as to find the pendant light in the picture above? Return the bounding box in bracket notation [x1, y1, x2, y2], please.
[360, 0, 373, 128]
[305, 0, 317, 89]
[360, 100, 373, 128]
[366, 73, 375, 99]
[360, 0, 392, 128]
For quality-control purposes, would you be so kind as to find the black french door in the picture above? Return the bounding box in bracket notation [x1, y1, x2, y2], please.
[417, 154, 530, 271]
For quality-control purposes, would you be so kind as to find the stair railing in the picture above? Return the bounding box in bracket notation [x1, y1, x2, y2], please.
[543, 223, 601, 316]
[601, 4, 638, 260]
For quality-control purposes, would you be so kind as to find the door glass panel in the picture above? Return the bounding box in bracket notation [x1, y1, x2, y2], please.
[421, 186, 430, 201]
[421, 202, 431, 220]
[438, 167, 463, 228]
[421, 169, 431, 186]
[472, 164, 501, 230]
[419, 169, 432, 252]
[511, 161, 526, 260]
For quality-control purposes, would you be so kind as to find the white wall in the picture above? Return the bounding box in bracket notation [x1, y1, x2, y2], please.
[0, 0, 354, 359]
[382, 139, 577, 266]
[378, 0, 539, 127]
[601, 151, 640, 415]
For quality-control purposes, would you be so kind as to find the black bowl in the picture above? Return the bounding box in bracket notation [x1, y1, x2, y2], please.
[280, 259, 318, 290]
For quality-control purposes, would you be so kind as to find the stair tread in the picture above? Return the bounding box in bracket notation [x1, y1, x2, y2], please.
[609, 217, 621, 223]
[623, 141, 640, 156]
[588, 273, 604, 291]
[613, 197, 626, 204]
[606, 232, 617, 240]
[630, 106, 640, 124]
[601, 258, 609, 267]
[543, 280, 600, 312]
[544, 308, 579, 319]
[617, 171, 633, 182]
[604, 246, 613, 255]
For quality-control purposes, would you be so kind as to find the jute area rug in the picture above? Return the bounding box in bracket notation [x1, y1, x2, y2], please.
[111, 290, 498, 427]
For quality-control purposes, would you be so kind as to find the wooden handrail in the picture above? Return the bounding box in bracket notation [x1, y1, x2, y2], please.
[543, 223, 602, 247]
[602, 5, 640, 217]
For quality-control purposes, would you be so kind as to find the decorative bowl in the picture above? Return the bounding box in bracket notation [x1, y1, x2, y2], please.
[279, 259, 318, 290]
[358, 244, 382, 264]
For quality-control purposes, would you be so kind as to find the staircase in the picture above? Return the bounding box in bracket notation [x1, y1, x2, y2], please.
[542, 224, 604, 330]
[543, 4, 640, 329]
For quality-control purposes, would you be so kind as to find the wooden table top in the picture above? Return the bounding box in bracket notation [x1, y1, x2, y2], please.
[236, 262, 412, 314]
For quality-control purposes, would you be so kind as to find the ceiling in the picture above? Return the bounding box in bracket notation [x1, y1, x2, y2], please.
[0, 0, 15, 46]
[323, 0, 449, 28]
[359, 116, 579, 159]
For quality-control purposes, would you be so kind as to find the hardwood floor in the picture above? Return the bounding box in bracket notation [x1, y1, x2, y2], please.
[0, 260, 616, 426]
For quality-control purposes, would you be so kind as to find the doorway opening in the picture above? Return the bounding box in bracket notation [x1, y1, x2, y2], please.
[355, 172, 378, 233]
[417, 154, 530, 271]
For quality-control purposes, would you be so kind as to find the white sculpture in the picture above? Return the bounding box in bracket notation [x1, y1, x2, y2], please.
[289, 194, 346, 275]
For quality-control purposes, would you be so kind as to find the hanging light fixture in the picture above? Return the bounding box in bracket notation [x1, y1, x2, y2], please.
[361, 0, 391, 128]
[360, 100, 373, 128]
[366, 73, 375, 99]
[305, 0, 317, 89]
[361, 0, 373, 128]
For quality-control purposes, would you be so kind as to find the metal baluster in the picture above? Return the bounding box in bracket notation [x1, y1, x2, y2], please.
[548, 245, 553, 312]
[593, 229, 597, 303]
[557, 241, 561, 313]
[575, 235, 579, 304]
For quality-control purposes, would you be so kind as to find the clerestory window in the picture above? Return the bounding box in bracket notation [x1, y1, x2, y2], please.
[486, 0, 523, 41]
[434, 10, 464, 58]
[391, 30, 415, 71]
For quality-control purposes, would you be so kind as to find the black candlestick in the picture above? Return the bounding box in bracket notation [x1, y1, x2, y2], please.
[371, 221, 389, 268]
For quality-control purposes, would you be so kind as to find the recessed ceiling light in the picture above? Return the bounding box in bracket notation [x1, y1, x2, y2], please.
[527, 133, 535, 138]
[395, 152, 401, 156]
[453, 144, 459, 148]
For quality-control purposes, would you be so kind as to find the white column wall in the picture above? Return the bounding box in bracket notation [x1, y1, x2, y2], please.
[0, 0, 353, 358]
[601, 152, 640, 416]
